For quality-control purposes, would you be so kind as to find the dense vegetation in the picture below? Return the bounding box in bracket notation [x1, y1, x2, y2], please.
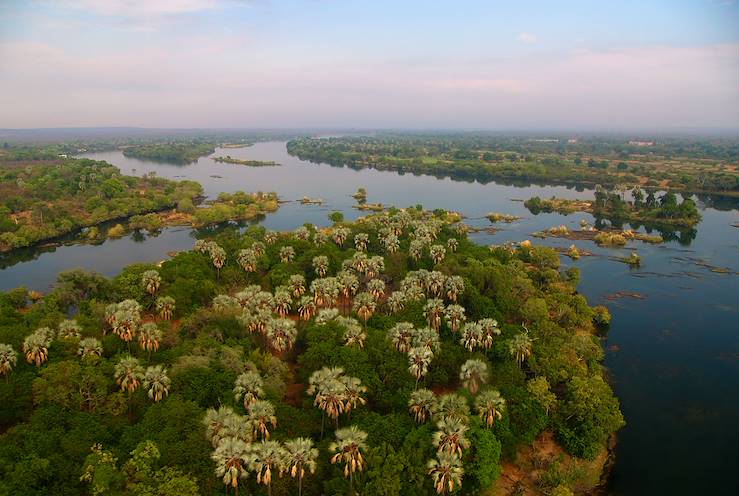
[0, 208, 623, 495]
[0, 158, 203, 252]
[123, 143, 216, 164]
[287, 135, 739, 194]
[525, 187, 701, 227]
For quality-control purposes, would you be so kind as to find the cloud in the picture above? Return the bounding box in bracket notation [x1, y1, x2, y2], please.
[0, 39, 737, 129]
[48, 0, 225, 18]
[518, 32, 537, 44]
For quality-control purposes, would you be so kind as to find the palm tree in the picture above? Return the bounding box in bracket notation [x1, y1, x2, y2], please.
[444, 275, 464, 302]
[58, 319, 82, 340]
[212, 436, 251, 496]
[409, 240, 424, 261]
[429, 244, 446, 264]
[311, 277, 339, 307]
[475, 389, 506, 428]
[279, 246, 295, 263]
[444, 305, 466, 333]
[433, 417, 470, 456]
[336, 271, 360, 302]
[234, 371, 264, 411]
[143, 365, 170, 402]
[435, 393, 470, 423]
[251, 241, 266, 257]
[412, 327, 441, 353]
[204, 406, 242, 447]
[425, 272, 446, 298]
[249, 400, 278, 440]
[386, 291, 406, 314]
[427, 453, 464, 495]
[114, 355, 144, 394]
[155, 296, 176, 320]
[0, 344, 18, 381]
[478, 318, 500, 349]
[383, 234, 399, 253]
[142, 270, 161, 295]
[237, 248, 259, 273]
[447, 238, 459, 253]
[367, 256, 385, 279]
[341, 319, 366, 348]
[332, 227, 349, 246]
[251, 440, 285, 496]
[264, 231, 278, 245]
[138, 322, 162, 360]
[78, 337, 103, 360]
[294, 225, 311, 240]
[352, 292, 376, 326]
[289, 274, 306, 298]
[23, 328, 52, 367]
[509, 330, 534, 367]
[284, 437, 318, 496]
[388, 322, 415, 353]
[330, 426, 368, 496]
[273, 289, 292, 318]
[312, 255, 329, 277]
[266, 318, 297, 353]
[307, 367, 346, 436]
[210, 245, 227, 280]
[459, 322, 483, 352]
[367, 279, 385, 300]
[112, 308, 140, 348]
[297, 296, 316, 320]
[313, 231, 328, 245]
[340, 375, 367, 419]
[423, 299, 445, 331]
[408, 347, 433, 388]
[459, 359, 488, 394]
[354, 233, 369, 251]
[408, 388, 436, 423]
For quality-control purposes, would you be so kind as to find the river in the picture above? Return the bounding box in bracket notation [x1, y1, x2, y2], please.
[1, 141, 738, 494]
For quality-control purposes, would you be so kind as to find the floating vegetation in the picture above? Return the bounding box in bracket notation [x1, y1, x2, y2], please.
[300, 196, 324, 205]
[352, 187, 367, 201]
[603, 291, 647, 301]
[533, 226, 663, 246]
[614, 252, 641, 267]
[354, 202, 384, 212]
[486, 212, 521, 223]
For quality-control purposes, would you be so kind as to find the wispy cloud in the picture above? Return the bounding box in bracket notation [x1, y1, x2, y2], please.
[518, 32, 538, 44]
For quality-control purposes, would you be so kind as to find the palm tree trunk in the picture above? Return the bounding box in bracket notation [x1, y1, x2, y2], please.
[298, 472, 303, 496]
[321, 410, 325, 439]
[349, 470, 354, 496]
[267, 482, 272, 496]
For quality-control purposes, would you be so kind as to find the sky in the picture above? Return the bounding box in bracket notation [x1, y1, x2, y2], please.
[0, 0, 738, 131]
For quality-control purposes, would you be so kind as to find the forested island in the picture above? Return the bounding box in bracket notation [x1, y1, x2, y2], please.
[122, 143, 216, 164]
[0, 157, 203, 252]
[0, 208, 623, 495]
[525, 187, 701, 228]
[287, 135, 739, 194]
[213, 156, 280, 167]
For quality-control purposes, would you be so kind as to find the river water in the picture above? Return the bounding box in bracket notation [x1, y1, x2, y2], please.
[1, 141, 738, 494]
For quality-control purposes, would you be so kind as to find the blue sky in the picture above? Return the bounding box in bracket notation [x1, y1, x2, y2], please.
[0, 0, 737, 130]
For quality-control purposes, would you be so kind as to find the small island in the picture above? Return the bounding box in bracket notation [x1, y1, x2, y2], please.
[525, 187, 701, 228]
[212, 155, 280, 167]
[122, 142, 216, 164]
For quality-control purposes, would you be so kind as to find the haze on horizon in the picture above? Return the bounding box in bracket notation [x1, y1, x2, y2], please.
[1, 0, 738, 132]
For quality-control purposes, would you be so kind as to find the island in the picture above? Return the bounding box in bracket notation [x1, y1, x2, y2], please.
[122, 142, 216, 164]
[213, 155, 280, 167]
[0, 154, 279, 253]
[0, 207, 623, 496]
[524, 187, 701, 228]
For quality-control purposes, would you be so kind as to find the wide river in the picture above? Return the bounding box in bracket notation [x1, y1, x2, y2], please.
[2, 141, 738, 494]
